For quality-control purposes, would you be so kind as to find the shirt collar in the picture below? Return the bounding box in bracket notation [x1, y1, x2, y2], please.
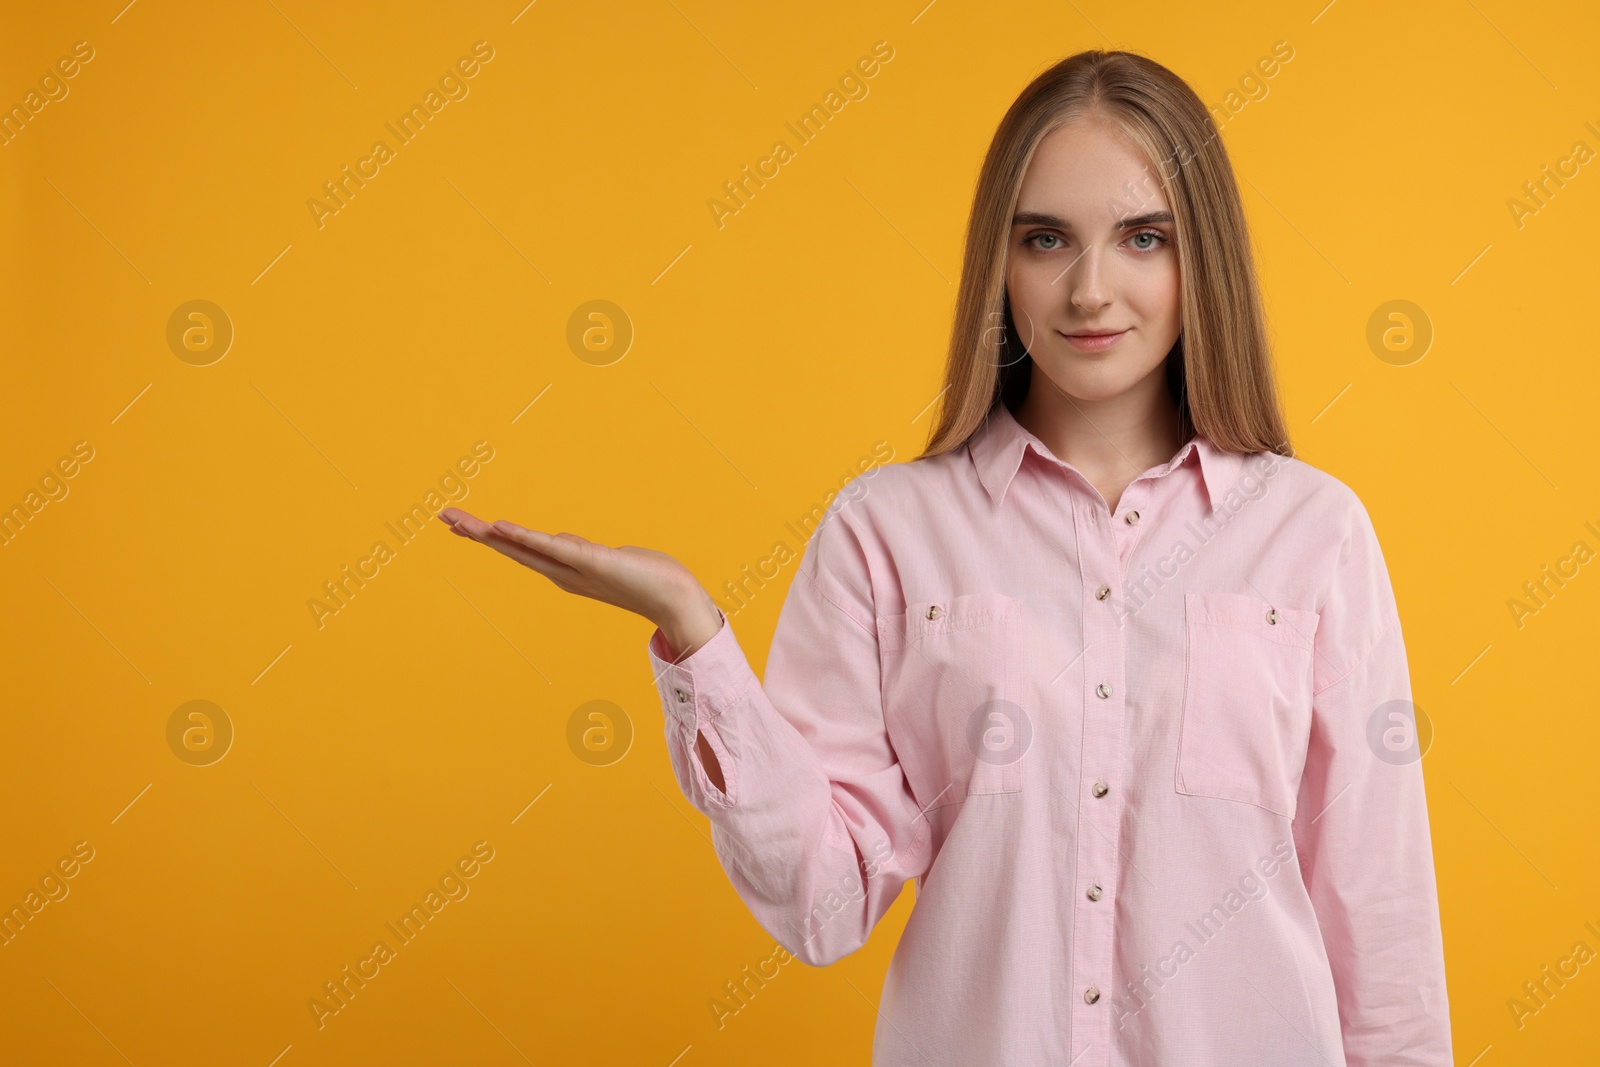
[967, 401, 1239, 513]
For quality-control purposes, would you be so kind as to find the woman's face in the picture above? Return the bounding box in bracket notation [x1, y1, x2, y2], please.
[1005, 117, 1181, 404]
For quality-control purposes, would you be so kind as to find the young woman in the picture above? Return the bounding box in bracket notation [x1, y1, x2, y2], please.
[442, 50, 1452, 1066]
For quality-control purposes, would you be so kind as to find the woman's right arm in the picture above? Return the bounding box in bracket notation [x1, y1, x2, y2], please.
[440, 502, 934, 966]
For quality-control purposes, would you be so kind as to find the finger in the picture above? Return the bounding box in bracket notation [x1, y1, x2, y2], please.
[441, 514, 483, 539]
[439, 507, 476, 527]
[488, 521, 593, 568]
[444, 512, 493, 540]
[481, 531, 585, 584]
[447, 515, 590, 586]
[448, 514, 521, 552]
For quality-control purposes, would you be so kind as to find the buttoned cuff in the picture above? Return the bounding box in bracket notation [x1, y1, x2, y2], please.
[645, 608, 758, 731]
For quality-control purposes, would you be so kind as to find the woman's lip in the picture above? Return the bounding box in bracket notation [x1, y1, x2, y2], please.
[1060, 328, 1130, 350]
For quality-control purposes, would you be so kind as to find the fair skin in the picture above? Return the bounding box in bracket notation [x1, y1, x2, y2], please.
[1007, 115, 1185, 512]
[441, 116, 1185, 793]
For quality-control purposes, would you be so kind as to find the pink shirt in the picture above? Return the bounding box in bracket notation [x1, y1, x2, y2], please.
[646, 400, 1452, 1066]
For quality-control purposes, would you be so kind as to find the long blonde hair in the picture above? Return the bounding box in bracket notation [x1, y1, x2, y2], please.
[917, 50, 1291, 460]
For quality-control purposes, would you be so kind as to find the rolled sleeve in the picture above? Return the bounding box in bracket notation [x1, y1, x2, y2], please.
[1293, 490, 1453, 1065]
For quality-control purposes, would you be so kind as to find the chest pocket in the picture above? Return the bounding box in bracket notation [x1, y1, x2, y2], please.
[877, 592, 1028, 812]
[1177, 591, 1320, 819]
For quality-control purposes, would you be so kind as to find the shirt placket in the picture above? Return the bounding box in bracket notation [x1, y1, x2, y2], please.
[1069, 481, 1145, 1064]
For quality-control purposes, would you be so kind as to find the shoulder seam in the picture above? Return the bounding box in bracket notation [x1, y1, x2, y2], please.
[805, 564, 877, 637]
[1311, 611, 1401, 697]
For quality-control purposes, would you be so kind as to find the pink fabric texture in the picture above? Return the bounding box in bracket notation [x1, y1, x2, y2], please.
[646, 400, 1452, 1066]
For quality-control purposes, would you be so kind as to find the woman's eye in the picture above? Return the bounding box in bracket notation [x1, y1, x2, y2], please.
[1130, 230, 1169, 252]
[1027, 231, 1168, 253]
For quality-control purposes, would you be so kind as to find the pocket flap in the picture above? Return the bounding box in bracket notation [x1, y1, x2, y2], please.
[1184, 591, 1318, 652]
[877, 592, 1019, 651]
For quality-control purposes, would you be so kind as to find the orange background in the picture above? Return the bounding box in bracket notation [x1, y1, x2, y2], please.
[2, 0, 1598, 1063]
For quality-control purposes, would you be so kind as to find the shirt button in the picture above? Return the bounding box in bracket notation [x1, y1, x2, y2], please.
[1125, 511, 1140, 525]
[1092, 780, 1109, 797]
[926, 605, 943, 620]
[1266, 607, 1279, 625]
[1084, 986, 1101, 1004]
[1087, 884, 1103, 901]
[1095, 682, 1112, 699]
[674, 688, 690, 703]
[1095, 585, 1111, 601]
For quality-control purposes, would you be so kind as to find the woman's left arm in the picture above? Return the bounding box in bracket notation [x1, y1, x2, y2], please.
[1292, 488, 1454, 1067]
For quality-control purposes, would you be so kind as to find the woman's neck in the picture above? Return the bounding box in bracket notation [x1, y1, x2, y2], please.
[1012, 374, 1187, 513]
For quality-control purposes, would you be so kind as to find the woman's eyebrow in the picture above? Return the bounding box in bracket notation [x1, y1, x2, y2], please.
[1012, 209, 1174, 229]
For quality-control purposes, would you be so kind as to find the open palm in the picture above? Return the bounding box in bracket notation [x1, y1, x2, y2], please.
[438, 506, 717, 647]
